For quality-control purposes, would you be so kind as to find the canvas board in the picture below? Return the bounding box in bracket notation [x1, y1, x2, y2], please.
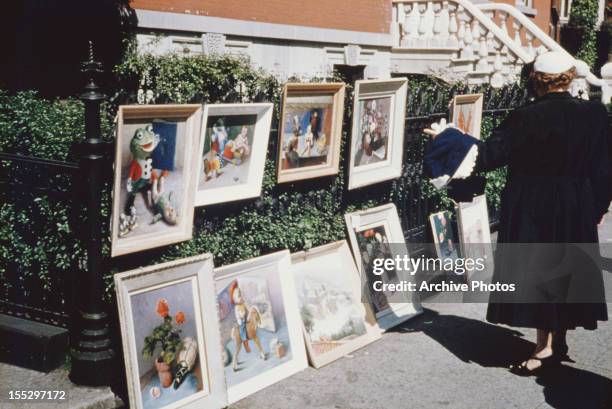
[195, 103, 273, 206]
[429, 210, 460, 262]
[114, 254, 227, 409]
[111, 105, 201, 257]
[214, 250, 307, 404]
[291, 241, 381, 368]
[345, 203, 422, 331]
[450, 93, 484, 139]
[277, 83, 345, 183]
[348, 78, 407, 190]
[456, 194, 494, 276]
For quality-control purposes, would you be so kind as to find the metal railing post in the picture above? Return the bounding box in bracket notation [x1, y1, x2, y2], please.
[69, 41, 115, 386]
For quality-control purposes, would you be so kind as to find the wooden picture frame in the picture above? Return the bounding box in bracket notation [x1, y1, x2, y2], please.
[456, 194, 494, 276]
[345, 203, 422, 331]
[277, 83, 345, 183]
[450, 93, 484, 139]
[114, 254, 227, 409]
[348, 78, 407, 190]
[111, 105, 202, 257]
[194, 103, 273, 207]
[291, 241, 381, 368]
[214, 250, 307, 404]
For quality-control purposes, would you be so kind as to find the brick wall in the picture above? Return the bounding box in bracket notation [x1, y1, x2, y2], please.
[132, 0, 392, 33]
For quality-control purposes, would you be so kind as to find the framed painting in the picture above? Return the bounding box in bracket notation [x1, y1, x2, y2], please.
[194, 103, 273, 206]
[291, 241, 381, 368]
[277, 83, 345, 183]
[450, 93, 484, 139]
[111, 105, 201, 257]
[114, 254, 227, 409]
[429, 211, 460, 262]
[348, 78, 407, 190]
[456, 194, 494, 275]
[214, 250, 307, 404]
[345, 203, 422, 331]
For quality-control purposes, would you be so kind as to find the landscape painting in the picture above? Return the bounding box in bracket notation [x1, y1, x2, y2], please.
[214, 251, 307, 404]
[195, 103, 273, 207]
[277, 83, 345, 183]
[291, 241, 380, 368]
[112, 105, 201, 257]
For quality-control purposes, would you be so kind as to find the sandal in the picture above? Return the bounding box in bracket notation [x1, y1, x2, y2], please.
[510, 354, 561, 376]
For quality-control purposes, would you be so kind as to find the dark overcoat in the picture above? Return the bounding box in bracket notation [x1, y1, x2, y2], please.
[474, 92, 609, 330]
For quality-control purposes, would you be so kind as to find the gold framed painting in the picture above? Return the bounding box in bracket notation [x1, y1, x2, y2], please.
[450, 93, 484, 139]
[114, 254, 227, 409]
[111, 105, 202, 257]
[348, 78, 408, 190]
[277, 83, 345, 183]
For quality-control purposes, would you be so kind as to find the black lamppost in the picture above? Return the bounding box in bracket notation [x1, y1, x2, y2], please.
[69, 42, 115, 386]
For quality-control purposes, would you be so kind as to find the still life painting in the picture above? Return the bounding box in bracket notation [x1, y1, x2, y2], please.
[429, 211, 460, 262]
[215, 251, 307, 403]
[291, 241, 381, 368]
[115, 255, 226, 409]
[450, 93, 483, 139]
[348, 78, 407, 190]
[277, 83, 345, 183]
[111, 105, 201, 257]
[345, 203, 422, 331]
[195, 103, 273, 206]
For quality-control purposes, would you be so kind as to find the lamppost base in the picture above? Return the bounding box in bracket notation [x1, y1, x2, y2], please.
[69, 348, 116, 386]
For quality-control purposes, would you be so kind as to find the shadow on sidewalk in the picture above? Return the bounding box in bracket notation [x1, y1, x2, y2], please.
[390, 309, 612, 409]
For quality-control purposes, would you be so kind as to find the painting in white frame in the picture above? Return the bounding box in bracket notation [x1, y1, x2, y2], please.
[114, 254, 227, 409]
[291, 241, 381, 368]
[348, 78, 407, 190]
[195, 103, 273, 206]
[345, 203, 422, 331]
[456, 194, 494, 276]
[450, 93, 484, 139]
[277, 83, 345, 183]
[214, 250, 307, 404]
[111, 105, 201, 257]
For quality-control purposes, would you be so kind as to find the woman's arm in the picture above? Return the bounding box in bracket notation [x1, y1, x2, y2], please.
[474, 109, 524, 173]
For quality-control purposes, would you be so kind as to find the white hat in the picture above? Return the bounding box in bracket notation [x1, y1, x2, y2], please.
[534, 51, 574, 74]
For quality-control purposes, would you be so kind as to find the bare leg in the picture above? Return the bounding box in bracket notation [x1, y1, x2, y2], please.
[522, 329, 554, 370]
[232, 337, 242, 371]
[252, 337, 267, 360]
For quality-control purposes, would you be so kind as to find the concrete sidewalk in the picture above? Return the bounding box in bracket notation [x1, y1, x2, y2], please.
[234, 215, 612, 409]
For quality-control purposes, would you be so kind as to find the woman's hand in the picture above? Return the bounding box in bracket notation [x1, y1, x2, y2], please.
[423, 118, 455, 139]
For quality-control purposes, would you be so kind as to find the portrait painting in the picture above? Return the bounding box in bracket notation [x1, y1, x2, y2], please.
[114, 255, 226, 409]
[348, 78, 407, 190]
[429, 211, 460, 262]
[291, 241, 380, 368]
[457, 195, 494, 276]
[214, 251, 307, 404]
[450, 93, 484, 139]
[277, 83, 345, 183]
[195, 103, 273, 206]
[345, 203, 422, 331]
[111, 105, 201, 257]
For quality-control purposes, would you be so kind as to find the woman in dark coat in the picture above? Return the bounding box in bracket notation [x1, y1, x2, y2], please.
[425, 51, 609, 374]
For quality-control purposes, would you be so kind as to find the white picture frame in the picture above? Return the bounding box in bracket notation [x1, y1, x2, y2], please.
[194, 103, 273, 206]
[456, 194, 494, 276]
[114, 254, 227, 409]
[214, 250, 307, 404]
[450, 93, 484, 139]
[291, 241, 381, 368]
[348, 78, 408, 190]
[345, 203, 422, 331]
[111, 105, 202, 257]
